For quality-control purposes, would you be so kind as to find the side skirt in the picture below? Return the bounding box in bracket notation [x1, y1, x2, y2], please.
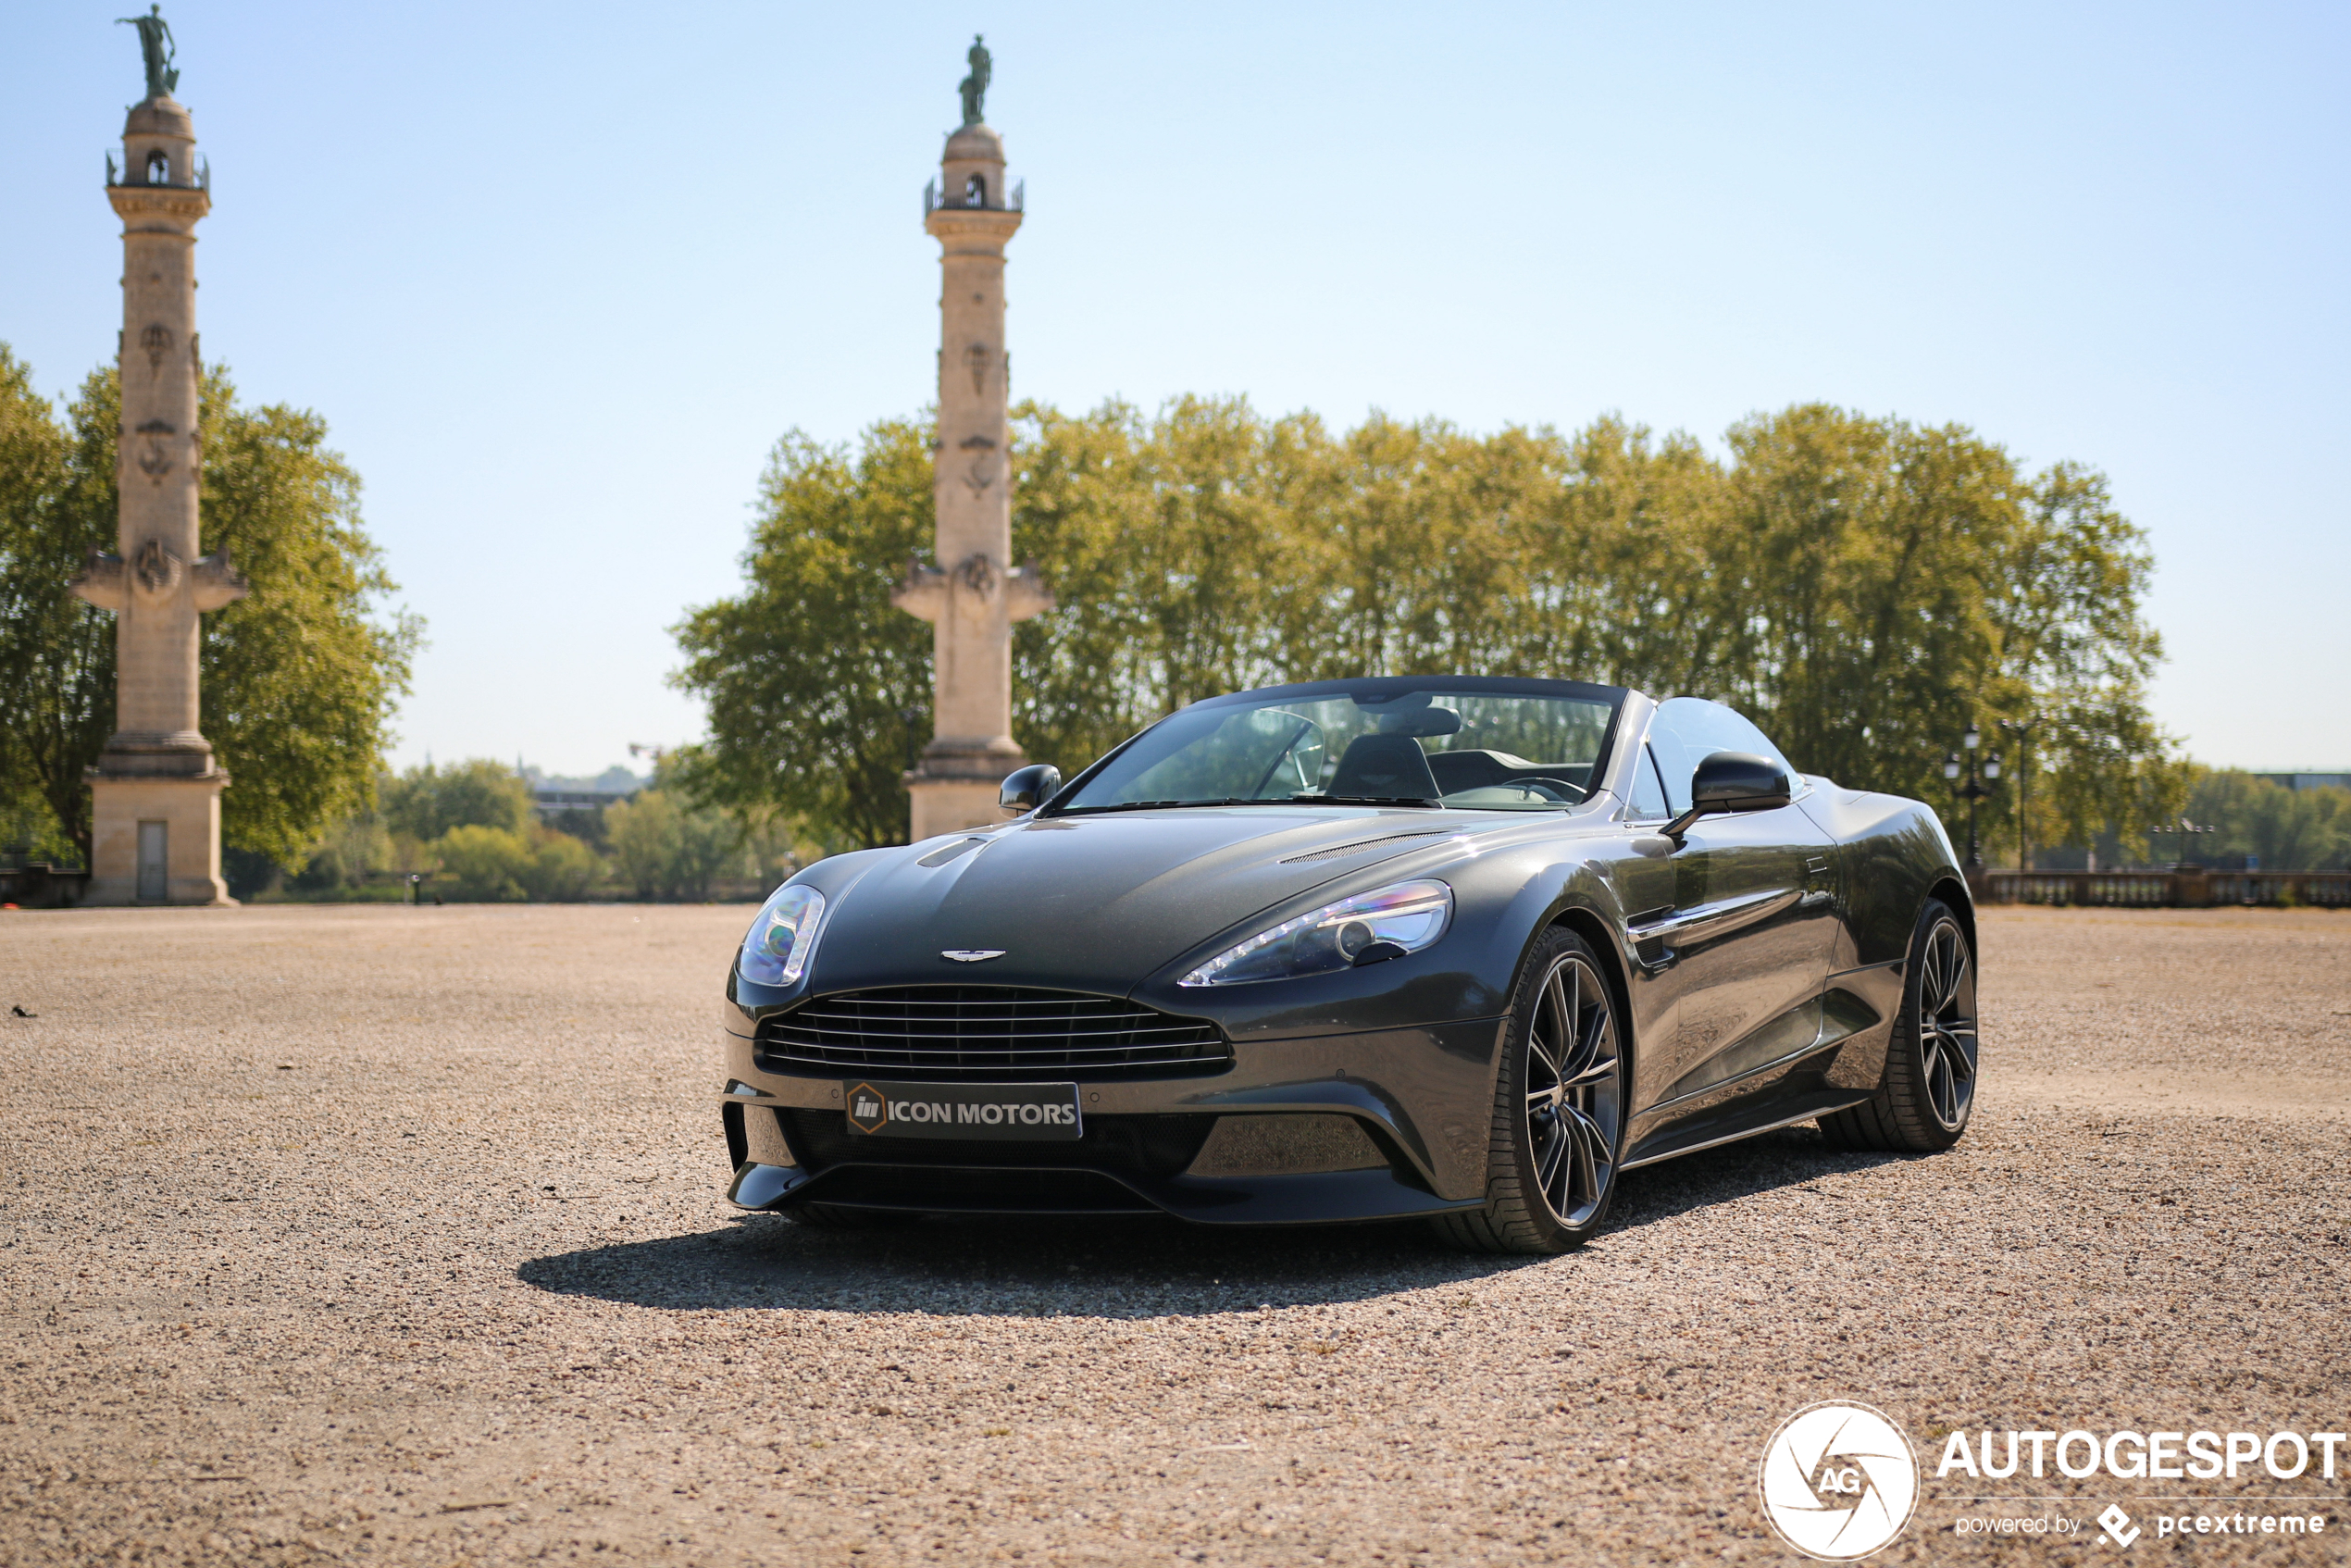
[1620, 1089, 1875, 1170]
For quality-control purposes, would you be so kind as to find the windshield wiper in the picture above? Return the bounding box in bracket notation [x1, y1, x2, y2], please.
[1060, 793, 1441, 816]
[1053, 800, 1186, 816]
[1054, 798, 1269, 816]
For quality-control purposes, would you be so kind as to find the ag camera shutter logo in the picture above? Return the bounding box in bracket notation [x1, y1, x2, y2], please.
[1759, 1400, 1920, 1561]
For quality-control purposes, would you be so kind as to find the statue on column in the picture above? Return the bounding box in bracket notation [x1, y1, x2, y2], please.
[958, 34, 990, 127]
[116, 4, 179, 99]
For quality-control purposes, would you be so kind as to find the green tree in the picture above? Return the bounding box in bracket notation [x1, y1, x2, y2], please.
[667, 423, 930, 851]
[433, 824, 531, 902]
[677, 397, 2178, 862]
[0, 351, 111, 856]
[197, 369, 423, 865]
[1010, 396, 1304, 770]
[382, 758, 535, 841]
[1990, 462, 2181, 862]
[1698, 405, 2179, 859]
[2184, 771, 2351, 871]
[605, 788, 742, 901]
[0, 351, 418, 865]
[427, 824, 601, 902]
[520, 830, 603, 901]
[669, 423, 933, 851]
[287, 807, 392, 893]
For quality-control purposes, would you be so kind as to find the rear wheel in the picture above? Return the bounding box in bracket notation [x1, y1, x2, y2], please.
[1435, 927, 1625, 1254]
[1819, 898, 1976, 1152]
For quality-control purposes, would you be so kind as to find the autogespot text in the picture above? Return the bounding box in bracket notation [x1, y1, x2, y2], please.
[1937, 1427, 2347, 1481]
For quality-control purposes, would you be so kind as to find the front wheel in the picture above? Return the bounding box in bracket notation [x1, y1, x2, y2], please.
[1819, 898, 1977, 1152]
[1435, 927, 1625, 1254]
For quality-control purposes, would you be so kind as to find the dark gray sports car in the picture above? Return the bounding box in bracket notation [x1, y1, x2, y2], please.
[718, 676, 1977, 1252]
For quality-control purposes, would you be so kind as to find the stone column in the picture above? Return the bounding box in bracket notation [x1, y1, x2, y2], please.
[69, 89, 246, 905]
[891, 120, 1051, 841]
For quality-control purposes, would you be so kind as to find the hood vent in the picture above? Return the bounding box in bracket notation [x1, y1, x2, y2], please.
[1279, 829, 1448, 865]
[916, 836, 987, 867]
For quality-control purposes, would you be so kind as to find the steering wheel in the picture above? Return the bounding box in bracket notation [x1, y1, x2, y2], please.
[1470, 777, 1577, 803]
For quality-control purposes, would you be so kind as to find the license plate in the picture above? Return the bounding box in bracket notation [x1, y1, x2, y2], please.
[840, 1080, 1082, 1141]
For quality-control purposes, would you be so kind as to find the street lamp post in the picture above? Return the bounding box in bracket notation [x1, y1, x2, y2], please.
[900, 707, 926, 776]
[2149, 816, 2214, 870]
[1943, 722, 2002, 868]
[1997, 717, 2035, 870]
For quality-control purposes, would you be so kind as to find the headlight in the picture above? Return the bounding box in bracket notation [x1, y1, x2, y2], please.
[1180, 878, 1453, 987]
[738, 883, 827, 987]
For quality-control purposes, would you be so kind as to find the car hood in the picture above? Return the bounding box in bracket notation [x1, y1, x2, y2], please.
[806, 807, 1509, 995]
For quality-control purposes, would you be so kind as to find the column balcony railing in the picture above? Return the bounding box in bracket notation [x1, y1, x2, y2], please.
[1970, 867, 2351, 909]
[923, 177, 1025, 218]
[106, 153, 209, 192]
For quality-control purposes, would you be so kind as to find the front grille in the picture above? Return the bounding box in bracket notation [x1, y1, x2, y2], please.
[755, 986, 1230, 1081]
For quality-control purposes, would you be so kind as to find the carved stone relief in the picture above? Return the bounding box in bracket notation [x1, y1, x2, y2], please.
[965, 342, 990, 395]
[133, 538, 182, 595]
[141, 323, 172, 370]
[953, 553, 1001, 599]
[134, 418, 174, 480]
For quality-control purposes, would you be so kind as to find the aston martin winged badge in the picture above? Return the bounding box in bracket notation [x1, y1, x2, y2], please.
[940, 949, 1006, 963]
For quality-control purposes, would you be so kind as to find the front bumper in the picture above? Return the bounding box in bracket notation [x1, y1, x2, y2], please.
[716, 1016, 1504, 1225]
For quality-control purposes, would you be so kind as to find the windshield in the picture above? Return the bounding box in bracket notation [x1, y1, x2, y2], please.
[1056, 683, 1622, 814]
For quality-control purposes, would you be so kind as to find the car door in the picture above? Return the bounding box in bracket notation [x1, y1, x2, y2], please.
[1623, 700, 1838, 1151]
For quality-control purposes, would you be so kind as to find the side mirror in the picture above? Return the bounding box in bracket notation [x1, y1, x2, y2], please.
[1661, 751, 1790, 843]
[998, 763, 1062, 816]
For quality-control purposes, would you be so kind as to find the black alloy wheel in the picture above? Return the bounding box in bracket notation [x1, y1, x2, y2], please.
[1438, 927, 1625, 1253]
[1820, 898, 1977, 1152]
[1913, 915, 1978, 1130]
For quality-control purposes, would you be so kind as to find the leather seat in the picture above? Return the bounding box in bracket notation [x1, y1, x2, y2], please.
[1325, 734, 1443, 800]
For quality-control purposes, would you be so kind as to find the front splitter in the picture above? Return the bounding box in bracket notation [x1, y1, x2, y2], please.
[724, 1159, 1482, 1226]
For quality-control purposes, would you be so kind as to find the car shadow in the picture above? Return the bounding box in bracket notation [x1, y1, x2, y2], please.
[1607, 1123, 1911, 1234]
[516, 1126, 1905, 1318]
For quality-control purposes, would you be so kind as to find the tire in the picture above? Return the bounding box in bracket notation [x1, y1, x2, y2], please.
[1435, 927, 1626, 1254]
[1819, 898, 1977, 1152]
[784, 1202, 921, 1230]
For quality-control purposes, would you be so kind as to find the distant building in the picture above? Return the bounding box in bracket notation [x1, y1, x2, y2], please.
[530, 788, 636, 817]
[519, 765, 644, 819]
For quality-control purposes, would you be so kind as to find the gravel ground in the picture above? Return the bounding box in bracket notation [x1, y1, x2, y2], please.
[2, 902, 2346, 1567]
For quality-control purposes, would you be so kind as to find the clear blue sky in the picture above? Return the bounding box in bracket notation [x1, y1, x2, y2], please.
[4, 3, 2344, 776]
